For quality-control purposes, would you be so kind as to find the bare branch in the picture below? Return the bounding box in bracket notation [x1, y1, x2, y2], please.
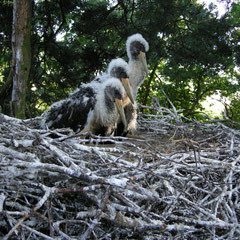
[1, 106, 240, 238]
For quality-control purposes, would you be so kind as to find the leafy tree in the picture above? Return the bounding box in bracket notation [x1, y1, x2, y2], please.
[0, 0, 239, 121]
[137, 0, 238, 119]
[0, 1, 13, 113]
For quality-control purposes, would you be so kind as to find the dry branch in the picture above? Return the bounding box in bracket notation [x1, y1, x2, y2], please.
[1, 107, 240, 239]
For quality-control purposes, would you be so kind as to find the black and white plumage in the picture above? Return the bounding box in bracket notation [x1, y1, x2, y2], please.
[126, 33, 149, 99]
[94, 58, 138, 136]
[42, 78, 128, 136]
[108, 59, 138, 136]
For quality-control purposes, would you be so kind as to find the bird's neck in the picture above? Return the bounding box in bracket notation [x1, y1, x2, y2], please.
[129, 60, 147, 98]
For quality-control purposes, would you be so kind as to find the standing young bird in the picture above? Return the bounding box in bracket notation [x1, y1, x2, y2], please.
[42, 78, 128, 136]
[126, 33, 149, 99]
[113, 34, 149, 136]
[107, 59, 138, 136]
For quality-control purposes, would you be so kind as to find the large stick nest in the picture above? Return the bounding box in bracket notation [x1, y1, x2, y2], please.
[0, 105, 240, 239]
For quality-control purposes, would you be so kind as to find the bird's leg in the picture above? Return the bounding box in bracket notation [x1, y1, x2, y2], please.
[68, 107, 74, 120]
[80, 127, 92, 134]
[105, 124, 117, 136]
[77, 127, 95, 140]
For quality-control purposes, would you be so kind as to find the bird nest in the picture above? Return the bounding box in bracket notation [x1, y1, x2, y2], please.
[0, 105, 240, 239]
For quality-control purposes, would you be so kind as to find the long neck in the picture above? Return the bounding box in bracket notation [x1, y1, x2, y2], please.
[128, 59, 147, 99]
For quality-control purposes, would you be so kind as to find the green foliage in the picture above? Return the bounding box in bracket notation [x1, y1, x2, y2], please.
[229, 2, 240, 65]
[227, 95, 240, 123]
[0, 1, 12, 86]
[0, 0, 239, 122]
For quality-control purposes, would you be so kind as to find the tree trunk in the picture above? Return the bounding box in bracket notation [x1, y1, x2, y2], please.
[11, 0, 31, 119]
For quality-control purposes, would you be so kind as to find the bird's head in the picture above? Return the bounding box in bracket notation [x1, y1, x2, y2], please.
[126, 33, 149, 73]
[107, 58, 134, 104]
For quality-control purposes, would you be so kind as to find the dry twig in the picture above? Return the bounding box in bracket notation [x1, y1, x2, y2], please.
[0, 107, 240, 239]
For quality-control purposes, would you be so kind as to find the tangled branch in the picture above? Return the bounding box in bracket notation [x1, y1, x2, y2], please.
[1, 106, 240, 239]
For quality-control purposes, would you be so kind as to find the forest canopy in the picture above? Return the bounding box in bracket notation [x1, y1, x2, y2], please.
[0, 0, 239, 122]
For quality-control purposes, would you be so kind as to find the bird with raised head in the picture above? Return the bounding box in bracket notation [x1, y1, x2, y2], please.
[114, 34, 149, 136]
[126, 33, 149, 99]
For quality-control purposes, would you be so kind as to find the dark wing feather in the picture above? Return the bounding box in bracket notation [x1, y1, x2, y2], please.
[45, 86, 96, 132]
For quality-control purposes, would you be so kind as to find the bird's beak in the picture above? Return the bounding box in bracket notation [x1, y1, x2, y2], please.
[139, 51, 148, 73]
[121, 78, 135, 104]
[115, 98, 128, 130]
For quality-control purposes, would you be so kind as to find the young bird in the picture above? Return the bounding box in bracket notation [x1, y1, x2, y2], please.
[42, 78, 128, 136]
[126, 33, 149, 98]
[94, 58, 137, 136]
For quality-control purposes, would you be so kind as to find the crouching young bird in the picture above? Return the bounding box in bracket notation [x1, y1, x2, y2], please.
[94, 58, 138, 136]
[42, 78, 129, 136]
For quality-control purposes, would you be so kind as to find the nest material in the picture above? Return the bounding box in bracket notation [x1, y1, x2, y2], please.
[0, 106, 240, 239]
